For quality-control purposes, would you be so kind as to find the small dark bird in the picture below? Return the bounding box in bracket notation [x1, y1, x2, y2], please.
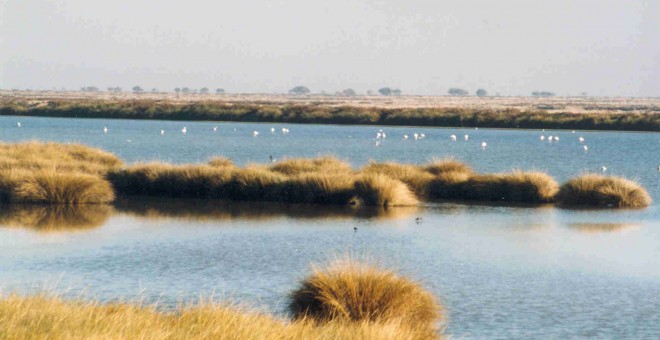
[353, 226, 358, 232]
[415, 217, 423, 223]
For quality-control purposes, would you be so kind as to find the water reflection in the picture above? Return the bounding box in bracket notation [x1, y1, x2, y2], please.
[0, 204, 112, 231]
[114, 197, 422, 222]
[567, 223, 640, 233]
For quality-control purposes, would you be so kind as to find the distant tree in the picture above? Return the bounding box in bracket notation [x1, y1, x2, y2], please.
[81, 86, 99, 92]
[448, 88, 469, 96]
[200, 87, 209, 94]
[132, 86, 144, 93]
[392, 89, 402, 95]
[174, 88, 181, 94]
[216, 88, 225, 94]
[476, 89, 488, 97]
[181, 87, 191, 94]
[378, 87, 393, 96]
[289, 86, 310, 95]
[342, 88, 356, 96]
[532, 91, 555, 97]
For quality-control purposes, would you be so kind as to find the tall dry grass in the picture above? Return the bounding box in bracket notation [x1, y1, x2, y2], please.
[0, 294, 439, 340]
[360, 162, 435, 198]
[354, 174, 419, 207]
[9, 169, 115, 204]
[0, 141, 123, 175]
[556, 174, 652, 208]
[280, 172, 357, 205]
[270, 156, 352, 175]
[107, 163, 233, 199]
[289, 259, 442, 335]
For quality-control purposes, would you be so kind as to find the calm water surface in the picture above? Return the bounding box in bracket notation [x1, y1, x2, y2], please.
[1, 116, 659, 338]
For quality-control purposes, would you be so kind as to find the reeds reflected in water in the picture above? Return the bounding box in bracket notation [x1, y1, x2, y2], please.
[0, 204, 112, 231]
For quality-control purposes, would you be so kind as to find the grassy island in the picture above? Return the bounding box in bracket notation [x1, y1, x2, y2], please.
[0, 142, 651, 208]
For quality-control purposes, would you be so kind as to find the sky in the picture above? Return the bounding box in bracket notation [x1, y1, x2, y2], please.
[0, 0, 658, 96]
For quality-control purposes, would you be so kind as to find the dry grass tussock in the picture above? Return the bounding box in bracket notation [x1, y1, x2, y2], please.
[556, 174, 652, 208]
[207, 156, 234, 168]
[354, 174, 420, 207]
[280, 172, 357, 205]
[4, 169, 114, 204]
[0, 204, 112, 231]
[423, 158, 473, 176]
[107, 163, 233, 198]
[429, 170, 558, 203]
[0, 141, 123, 175]
[270, 156, 352, 175]
[289, 258, 442, 335]
[360, 162, 435, 198]
[0, 294, 440, 340]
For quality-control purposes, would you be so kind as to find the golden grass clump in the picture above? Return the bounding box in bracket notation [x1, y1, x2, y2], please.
[289, 259, 442, 334]
[207, 156, 234, 168]
[11, 169, 115, 204]
[270, 156, 352, 175]
[0, 204, 112, 231]
[354, 174, 419, 207]
[0, 141, 123, 175]
[107, 163, 233, 199]
[556, 174, 652, 208]
[0, 294, 438, 340]
[428, 171, 558, 203]
[360, 162, 435, 198]
[228, 168, 288, 201]
[280, 172, 357, 205]
[423, 158, 472, 176]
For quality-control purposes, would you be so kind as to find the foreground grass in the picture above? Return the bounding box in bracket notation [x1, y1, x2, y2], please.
[1, 97, 658, 131]
[0, 259, 443, 339]
[0, 142, 652, 208]
[0, 295, 439, 340]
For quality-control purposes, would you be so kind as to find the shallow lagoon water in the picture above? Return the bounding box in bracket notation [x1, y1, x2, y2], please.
[1, 116, 659, 338]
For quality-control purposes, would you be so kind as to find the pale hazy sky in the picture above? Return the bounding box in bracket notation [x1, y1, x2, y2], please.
[1, 0, 658, 96]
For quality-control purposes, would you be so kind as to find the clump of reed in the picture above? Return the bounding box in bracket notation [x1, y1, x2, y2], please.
[0, 141, 123, 175]
[423, 158, 473, 176]
[354, 174, 419, 207]
[107, 163, 233, 199]
[360, 162, 435, 198]
[280, 173, 357, 205]
[270, 156, 352, 175]
[207, 156, 234, 168]
[227, 167, 288, 201]
[289, 259, 442, 334]
[5, 169, 115, 204]
[0, 294, 438, 340]
[429, 171, 558, 203]
[556, 174, 652, 208]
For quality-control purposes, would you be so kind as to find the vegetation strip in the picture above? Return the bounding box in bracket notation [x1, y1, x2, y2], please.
[0, 142, 651, 208]
[0, 259, 443, 340]
[2, 98, 658, 131]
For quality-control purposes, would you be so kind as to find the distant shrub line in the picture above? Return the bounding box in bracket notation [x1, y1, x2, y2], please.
[0, 142, 651, 208]
[1, 98, 658, 131]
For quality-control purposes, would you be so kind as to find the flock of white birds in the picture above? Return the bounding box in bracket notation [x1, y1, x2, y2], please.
[12, 121, 660, 172]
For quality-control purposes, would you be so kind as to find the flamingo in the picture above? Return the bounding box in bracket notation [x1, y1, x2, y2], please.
[540, 135, 545, 141]
[481, 141, 488, 149]
[600, 166, 607, 172]
[103, 126, 108, 134]
[160, 129, 165, 135]
[16, 122, 21, 128]
[403, 134, 409, 141]
[464, 134, 469, 141]
[420, 133, 426, 139]
[578, 137, 585, 143]
[253, 130, 260, 137]
[181, 127, 187, 134]
[450, 134, 457, 141]
[270, 127, 275, 134]
[213, 126, 218, 132]
[413, 133, 419, 140]
[583, 145, 588, 152]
